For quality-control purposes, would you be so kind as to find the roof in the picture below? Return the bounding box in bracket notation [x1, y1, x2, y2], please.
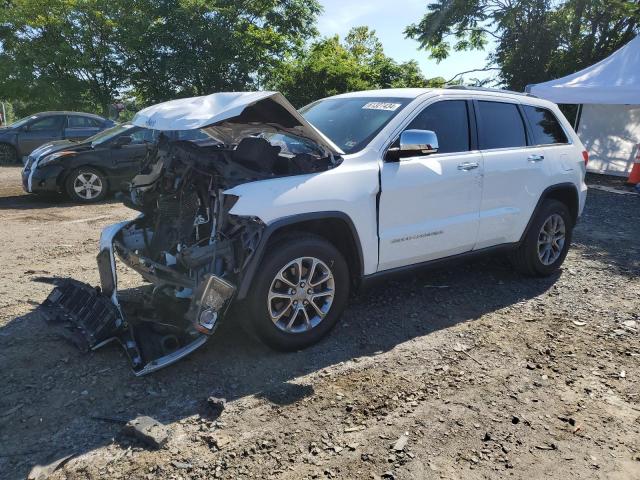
[445, 85, 537, 97]
[31, 111, 106, 120]
[329, 88, 435, 99]
[326, 87, 555, 106]
[527, 36, 640, 104]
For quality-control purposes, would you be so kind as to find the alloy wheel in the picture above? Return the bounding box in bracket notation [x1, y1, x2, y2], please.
[537, 213, 566, 265]
[267, 256, 335, 333]
[73, 172, 103, 200]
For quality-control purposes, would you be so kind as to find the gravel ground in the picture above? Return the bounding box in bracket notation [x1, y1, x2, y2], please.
[0, 166, 639, 480]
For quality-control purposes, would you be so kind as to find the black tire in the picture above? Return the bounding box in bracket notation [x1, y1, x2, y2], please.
[246, 233, 350, 351]
[510, 199, 573, 276]
[65, 167, 108, 203]
[0, 143, 18, 165]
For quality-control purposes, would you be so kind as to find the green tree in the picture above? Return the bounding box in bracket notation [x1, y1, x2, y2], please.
[0, 0, 321, 116]
[107, 0, 321, 103]
[405, 0, 640, 91]
[0, 0, 125, 116]
[271, 26, 445, 107]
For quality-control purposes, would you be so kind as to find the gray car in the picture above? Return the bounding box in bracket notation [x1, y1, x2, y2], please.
[0, 111, 115, 164]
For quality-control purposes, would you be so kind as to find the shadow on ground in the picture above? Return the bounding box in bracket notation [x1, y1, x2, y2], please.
[572, 188, 640, 277]
[0, 193, 121, 211]
[0, 187, 637, 479]
[0, 257, 555, 478]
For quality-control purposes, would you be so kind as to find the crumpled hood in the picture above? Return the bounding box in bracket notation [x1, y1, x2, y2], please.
[131, 91, 344, 156]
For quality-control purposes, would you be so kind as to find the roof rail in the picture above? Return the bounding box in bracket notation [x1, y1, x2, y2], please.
[445, 85, 538, 98]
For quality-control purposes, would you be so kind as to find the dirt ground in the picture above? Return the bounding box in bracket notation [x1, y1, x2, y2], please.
[0, 165, 639, 480]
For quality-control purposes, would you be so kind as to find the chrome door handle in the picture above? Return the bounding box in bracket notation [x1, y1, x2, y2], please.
[457, 162, 479, 171]
[527, 154, 545, 162]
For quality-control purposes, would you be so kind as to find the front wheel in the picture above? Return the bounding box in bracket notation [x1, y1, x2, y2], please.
[510, 199, 573, 276]
[65, 167, 108, 203]
[246, 233, 350, 351]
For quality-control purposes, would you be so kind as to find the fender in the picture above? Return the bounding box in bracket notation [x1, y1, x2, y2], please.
[235, 211, 364, 300]
[518, 182, 579, 244]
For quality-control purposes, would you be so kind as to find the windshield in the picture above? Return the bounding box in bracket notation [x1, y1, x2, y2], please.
[7, 115, 38, 129]
[88, 124, 136, 147]
[260, 132, 324, 157]
[300, 97, 411, 154]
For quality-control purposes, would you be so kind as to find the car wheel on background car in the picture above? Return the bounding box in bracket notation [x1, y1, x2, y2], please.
[65, 167, 108, 203]
[510, 199, 573, 276]
[246, 233, 350, 351]
[0, 144, 17, 165]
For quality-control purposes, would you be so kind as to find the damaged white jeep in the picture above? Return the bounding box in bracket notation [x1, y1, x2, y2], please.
[41, 88, 588, 375]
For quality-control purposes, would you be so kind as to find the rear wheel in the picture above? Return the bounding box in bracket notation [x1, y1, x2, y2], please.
[65, 167, 108, 203]
[0, 144, 17, 165]
[246, 233, 350, 351]
[510, 199, 573, 276]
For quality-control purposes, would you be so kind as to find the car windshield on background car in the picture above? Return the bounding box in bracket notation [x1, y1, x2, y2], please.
[88, 124, 136, 147]
[299, 97, 411, 154]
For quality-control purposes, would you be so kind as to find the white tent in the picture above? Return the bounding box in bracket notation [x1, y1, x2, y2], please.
[527, 36, 640, 176]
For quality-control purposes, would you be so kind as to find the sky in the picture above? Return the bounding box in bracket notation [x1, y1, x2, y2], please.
[317, 0, 496, 83]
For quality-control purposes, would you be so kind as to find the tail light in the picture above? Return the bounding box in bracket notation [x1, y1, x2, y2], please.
[582, 150, 589, 166]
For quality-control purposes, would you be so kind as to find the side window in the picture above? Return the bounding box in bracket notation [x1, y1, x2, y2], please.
[477, 101, 527, 150]
[29, 116, 64, 131]
[68, 116, 91, 128]
[87, 117, 103, 128]
[263, 132, 323, 156]
[407, 100, 470, 154]
[523, 105, 568, 145]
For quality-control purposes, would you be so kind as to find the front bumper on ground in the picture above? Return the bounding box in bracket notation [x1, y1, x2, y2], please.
[38, 220, 235, 375]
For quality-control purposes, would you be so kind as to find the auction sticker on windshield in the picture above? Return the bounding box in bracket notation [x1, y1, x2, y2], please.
[362, 102, 402, 111]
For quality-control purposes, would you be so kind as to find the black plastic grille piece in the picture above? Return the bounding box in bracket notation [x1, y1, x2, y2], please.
[43, 279, 121, 348]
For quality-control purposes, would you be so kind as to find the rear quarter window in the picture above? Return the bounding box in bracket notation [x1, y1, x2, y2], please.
[523, 105, 569, 145]
[68, 116, 93, 128]
[88, 117, 104, 128]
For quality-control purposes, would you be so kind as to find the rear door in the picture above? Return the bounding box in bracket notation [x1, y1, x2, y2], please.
[17, 115, 65, 155]
[475, 99, 547, 249]
[378, 99, 483, 270]
[521, 105, 576, 172]
[65, 115, 103, 141]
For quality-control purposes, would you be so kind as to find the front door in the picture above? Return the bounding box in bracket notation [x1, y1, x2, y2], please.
[108, 128, 155, 189]
[17, 115, 65, 155]
[378, 100, 483, 271]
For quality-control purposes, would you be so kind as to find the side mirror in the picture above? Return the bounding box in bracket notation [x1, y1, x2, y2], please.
[387, 129, 439, 160]
[113, 135, 133, 147]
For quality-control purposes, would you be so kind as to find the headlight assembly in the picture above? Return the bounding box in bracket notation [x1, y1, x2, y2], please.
[38, 151, 75, 167]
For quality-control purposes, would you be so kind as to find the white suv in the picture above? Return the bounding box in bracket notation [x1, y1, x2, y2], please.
[41, 88, 588, 375]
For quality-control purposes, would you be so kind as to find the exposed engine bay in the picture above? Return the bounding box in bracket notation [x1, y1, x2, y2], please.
[38, 91, 342, 375]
